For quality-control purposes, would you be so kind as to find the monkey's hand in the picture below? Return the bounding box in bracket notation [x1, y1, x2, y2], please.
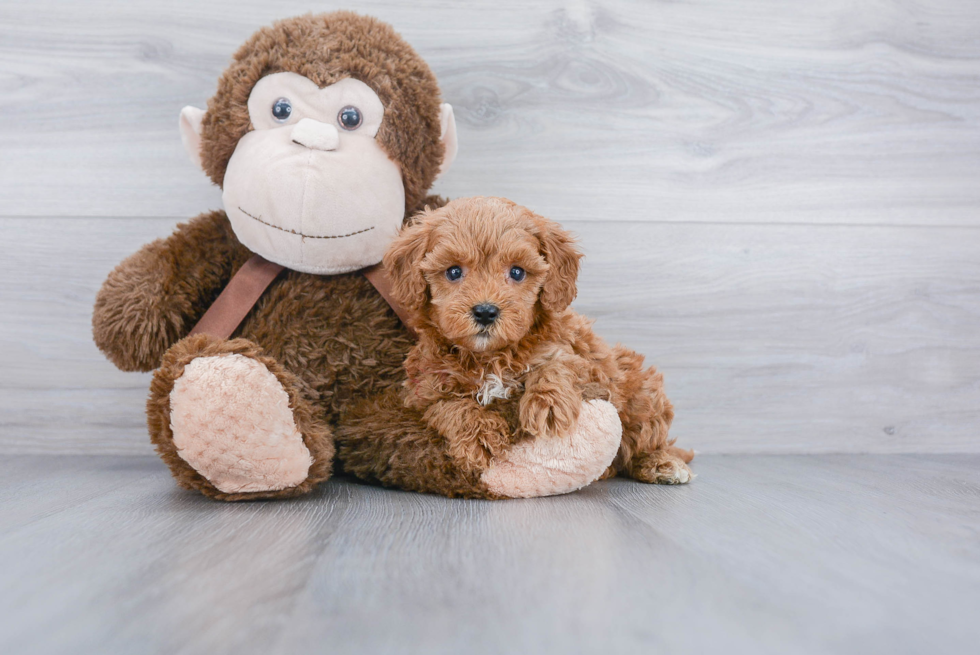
[92, 211, 244, 372]
[423, 398, 511, 473]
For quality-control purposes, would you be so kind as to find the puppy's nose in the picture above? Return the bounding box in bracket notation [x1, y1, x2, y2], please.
[472, 303, 500, 327]
[291, 118, 339, 151]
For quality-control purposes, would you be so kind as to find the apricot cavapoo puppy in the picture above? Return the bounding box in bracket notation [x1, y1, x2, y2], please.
[384, 196, 695, 484]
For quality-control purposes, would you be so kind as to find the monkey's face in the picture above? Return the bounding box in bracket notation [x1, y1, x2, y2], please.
[220, 72, 405, 274]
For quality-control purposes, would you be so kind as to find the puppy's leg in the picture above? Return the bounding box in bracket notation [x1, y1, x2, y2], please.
[629, 449, 695, 485]
[520, 356, 585, 439]
[336, 390, 494, 498]
[423, 398, 512, 472]
[611, 346, 694, 485]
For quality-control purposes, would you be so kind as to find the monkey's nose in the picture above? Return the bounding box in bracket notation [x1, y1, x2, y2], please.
[291, 118, 339, 151]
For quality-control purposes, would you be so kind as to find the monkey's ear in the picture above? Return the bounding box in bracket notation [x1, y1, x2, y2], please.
[179, 106, 206, 171]
[436, 103, 458, 178]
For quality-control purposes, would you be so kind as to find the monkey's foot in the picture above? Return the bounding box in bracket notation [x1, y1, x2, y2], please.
[481, 399, 622, 498]
[148, 335, 334, 500]
[169, 353, 312, 493]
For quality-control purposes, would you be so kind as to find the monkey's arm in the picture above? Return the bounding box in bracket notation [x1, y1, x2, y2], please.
[92, 210, 249, 372]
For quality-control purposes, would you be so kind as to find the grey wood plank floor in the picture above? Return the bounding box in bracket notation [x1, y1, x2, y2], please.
[1, 455, 977, 655]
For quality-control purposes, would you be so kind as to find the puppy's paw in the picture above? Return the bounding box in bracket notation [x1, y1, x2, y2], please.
[519, 388, 580, 438]
[445, 411, 511, 473]
[447, 437, 493, 473]
[632, 454, 695, 485]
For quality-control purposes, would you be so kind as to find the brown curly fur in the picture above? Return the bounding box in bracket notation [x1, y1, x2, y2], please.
[91, 12, 488, 500]
[381, 197, 695, 482]
[200, 12, 445, 214]
[334, 388, 511, 499]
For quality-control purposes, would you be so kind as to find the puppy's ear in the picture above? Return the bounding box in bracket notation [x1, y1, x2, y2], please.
[384, 212, 436, 313]
[532, 212, 582, 313]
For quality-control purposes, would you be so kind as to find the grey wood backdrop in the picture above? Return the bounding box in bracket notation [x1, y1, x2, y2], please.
[1, 0, 978, 455]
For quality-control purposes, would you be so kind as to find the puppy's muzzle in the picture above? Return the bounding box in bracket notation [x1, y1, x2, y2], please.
[472, 303, 500, 327]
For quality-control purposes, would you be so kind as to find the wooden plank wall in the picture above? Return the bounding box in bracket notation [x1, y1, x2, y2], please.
[1, 0, 978, 455]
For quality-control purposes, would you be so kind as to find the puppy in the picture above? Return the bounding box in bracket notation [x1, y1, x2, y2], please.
[384, 196, 694, 484]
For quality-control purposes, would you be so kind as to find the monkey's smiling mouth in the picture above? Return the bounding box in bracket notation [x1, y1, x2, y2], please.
[238, 206, 375, 240]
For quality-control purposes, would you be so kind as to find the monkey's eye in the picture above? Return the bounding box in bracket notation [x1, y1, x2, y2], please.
[271, 97, 292, 122]
[338, 106, 362, 130]
[509, 266, 526, 282]
[446, 265, 463, 281]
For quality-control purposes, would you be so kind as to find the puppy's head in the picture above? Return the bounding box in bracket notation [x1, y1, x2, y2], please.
[384, 196, 581, 352]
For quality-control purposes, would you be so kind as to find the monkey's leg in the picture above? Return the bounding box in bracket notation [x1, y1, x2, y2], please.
[481, 399, 622, 498]
[335, 390, 621, 499]
[147, 334, 334, 501]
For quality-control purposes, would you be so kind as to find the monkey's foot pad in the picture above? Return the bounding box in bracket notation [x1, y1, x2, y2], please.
[169, 353, 313, 493]
[481, 399, 622, 498]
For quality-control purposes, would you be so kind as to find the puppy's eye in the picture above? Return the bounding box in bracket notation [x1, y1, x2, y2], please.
[272, 97, 292, 122]
[338, 106, 362, 130]
[446, 265, 463, 281]
[509, 266, 526, 282]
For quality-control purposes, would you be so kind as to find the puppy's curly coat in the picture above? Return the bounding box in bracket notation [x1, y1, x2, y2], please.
[384, 196, 695, 484]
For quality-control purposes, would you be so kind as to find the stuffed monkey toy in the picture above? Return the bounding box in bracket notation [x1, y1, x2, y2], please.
[92, 12, 623, 500]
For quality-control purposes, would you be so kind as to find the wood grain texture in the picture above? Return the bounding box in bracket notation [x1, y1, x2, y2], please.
[0, 0, 978, 224]
[0, 454, 977, 654]
[2, 217, 977, 454]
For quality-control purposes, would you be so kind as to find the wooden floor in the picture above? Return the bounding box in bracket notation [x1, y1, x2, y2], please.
[1, 454, 977, 655]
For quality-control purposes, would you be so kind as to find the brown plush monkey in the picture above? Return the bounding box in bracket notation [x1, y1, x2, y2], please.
[92, 12, 623, 500]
